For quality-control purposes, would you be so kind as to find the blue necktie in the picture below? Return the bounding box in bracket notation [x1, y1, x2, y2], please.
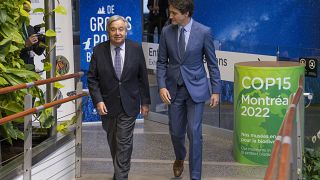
[178, 27, 185, 57]
[114, 47, 121, 79]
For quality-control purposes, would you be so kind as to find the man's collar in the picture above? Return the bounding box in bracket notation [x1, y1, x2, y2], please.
[110, 41, 125, 50]
[180, 18, 193, 32]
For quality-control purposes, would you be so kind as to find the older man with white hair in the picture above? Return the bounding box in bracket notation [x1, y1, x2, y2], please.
[88, 15, 151, 180]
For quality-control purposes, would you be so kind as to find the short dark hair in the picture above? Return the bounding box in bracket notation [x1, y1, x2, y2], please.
[169, 0, 194, 17]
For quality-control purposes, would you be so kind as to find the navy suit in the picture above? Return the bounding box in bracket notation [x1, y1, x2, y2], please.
[157, 20, 221, 180]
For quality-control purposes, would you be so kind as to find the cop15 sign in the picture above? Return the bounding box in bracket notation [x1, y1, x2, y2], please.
[233, 62, 304, 165]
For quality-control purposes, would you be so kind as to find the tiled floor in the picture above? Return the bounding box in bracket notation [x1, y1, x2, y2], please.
[76, 119, 266, 180]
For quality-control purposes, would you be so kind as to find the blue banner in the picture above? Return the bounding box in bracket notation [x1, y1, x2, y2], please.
[80, 0, 142, 121]
[80, 0, 142, 71]
[193, 0, 320, 103]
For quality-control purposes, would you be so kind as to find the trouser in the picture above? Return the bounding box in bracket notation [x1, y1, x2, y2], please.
[102, 109, 136, 180]
[168, 85, 204, 180]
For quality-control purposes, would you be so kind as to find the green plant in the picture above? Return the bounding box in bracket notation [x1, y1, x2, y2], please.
[303, 130, 320, 180]
[0, 0, 45, 144]
[0, 0, 66, 144]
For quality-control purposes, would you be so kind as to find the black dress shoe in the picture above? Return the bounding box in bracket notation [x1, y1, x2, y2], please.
[173, 160, 184, 177]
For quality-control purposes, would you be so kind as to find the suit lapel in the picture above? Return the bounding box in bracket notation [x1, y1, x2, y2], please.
[103, 41, 119, 80]
[182, 21, 197, 63]
[121, 41, 130, 80]
[173, 25, 182, 61]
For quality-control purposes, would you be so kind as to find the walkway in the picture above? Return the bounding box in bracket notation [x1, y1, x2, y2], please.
[77, 119, 266, 180]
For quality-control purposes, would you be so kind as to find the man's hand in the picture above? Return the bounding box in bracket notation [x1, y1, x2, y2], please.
[141, 105, 149, 117]
[25, 34, 39, 47]
[96, 102, 108, 115]
[159, 88, 171, 104]
[209, 93, 220, 108]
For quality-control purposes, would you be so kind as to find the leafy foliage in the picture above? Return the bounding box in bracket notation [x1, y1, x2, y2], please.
[303, 131, 320, 180]
[57, 115, 78, 134]
[0, 0, 53, 144]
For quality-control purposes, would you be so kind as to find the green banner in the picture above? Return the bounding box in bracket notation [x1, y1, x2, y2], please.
[233, 62, 304, 165]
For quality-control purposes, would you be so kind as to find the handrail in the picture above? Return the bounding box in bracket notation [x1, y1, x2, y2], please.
[0, 92, 88, 125]
[265, 119, 285, 179]
[0, 72, 84, 95]
[277, 88, 303, 180]
[265, 76, 303, 180]
[0, 72, 86, 180]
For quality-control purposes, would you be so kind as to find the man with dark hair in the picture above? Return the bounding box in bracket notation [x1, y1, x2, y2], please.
[88, 15, 151, 180]
[156, 0, 221, 179]
[20, 0, 45, 70]
[147, 0, 168, 43]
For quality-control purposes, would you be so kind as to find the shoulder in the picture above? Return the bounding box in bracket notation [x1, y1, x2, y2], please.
[161, 24, 177, 37]
[93, 41, 108, 52]
[193, 20, 211, 32]
[163, 24, 177, 32]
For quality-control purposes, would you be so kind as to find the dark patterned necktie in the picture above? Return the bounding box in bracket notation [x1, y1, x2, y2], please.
[177, 27, 185, 85]
[114, 47, 121, 79]
[178, 27, 185, 57]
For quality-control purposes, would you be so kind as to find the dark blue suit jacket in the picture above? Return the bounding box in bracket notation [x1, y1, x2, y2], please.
[157, 20, 221, 103]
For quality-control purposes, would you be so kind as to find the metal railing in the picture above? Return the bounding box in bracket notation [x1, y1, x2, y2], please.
[265, 76, 304, 180]
[0, 72, 87, 180]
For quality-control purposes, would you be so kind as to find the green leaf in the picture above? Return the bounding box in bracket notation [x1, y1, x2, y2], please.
[38, 108, 55, 128]
[0, 41, 10, 58]
[53, 5, 67, 15]
[1, 123, 13, 144]
[25, 64, 35, 71]
[16, 129, 24, 140]
[33, 8, 44, 13]
[57, 115, 78, 134]
[57, 124, 66, 133]
[1, 24, 24, 44]
[4, 122, 18, 140]
[6, 68, 40, 80]
[0, 101, 23, 113]
[11, 31, 25, 44]
[0, 54, 5, 62]
[45, 29, 56, 37]
[19, 9, 29, 18]
[54, 81, 64, 89]
[12, 61, 21, 69]
[0, 38, 11, 46]
[9, 44, 19, 52]
[43, 62, 52, 71]
[0, 9, 8, 24]
[2, 73, 27, 88]
[34, 100, 42, 107]
[0, 76, 9, 85]
[0, 63, 7, 72]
